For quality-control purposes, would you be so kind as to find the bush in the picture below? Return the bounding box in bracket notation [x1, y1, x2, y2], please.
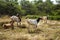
[26, 15, 40, 19]
[48, 16, 60, 20]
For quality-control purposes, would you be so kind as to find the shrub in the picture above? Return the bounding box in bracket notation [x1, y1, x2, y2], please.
[26, 15, 40, 19]
[48, 16, 60, 20]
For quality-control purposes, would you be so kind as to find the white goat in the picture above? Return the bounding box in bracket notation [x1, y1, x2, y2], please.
[10, 15, 21, 27]
[26, 18, 42, 27]
[42, 16, 47, 24]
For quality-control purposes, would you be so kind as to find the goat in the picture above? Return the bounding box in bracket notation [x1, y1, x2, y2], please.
[42, 16, 47, 24]
[3, 21, 14, 29]
[10, 15, 21, 27]
[26, 17, 42, 28]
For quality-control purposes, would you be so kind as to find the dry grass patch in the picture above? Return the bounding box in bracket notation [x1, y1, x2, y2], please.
[0, 16, 60, 40]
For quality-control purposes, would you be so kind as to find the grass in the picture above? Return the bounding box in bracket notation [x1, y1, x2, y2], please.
[0, 16, 60, 40]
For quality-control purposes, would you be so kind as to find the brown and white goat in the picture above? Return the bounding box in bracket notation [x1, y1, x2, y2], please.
[3, 21, 14, 29]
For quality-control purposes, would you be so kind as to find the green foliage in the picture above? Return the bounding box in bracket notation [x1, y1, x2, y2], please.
[26, 15, 40, 19]
[0, 0, 21, 16]
[0, 0, 60, 20]
[48, 16, 60, 20]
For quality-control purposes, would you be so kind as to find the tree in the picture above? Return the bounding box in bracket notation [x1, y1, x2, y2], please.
[56, 0, 60, 4]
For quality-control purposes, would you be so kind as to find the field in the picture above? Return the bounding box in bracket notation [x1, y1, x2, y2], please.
[0, 16, 60, 40]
